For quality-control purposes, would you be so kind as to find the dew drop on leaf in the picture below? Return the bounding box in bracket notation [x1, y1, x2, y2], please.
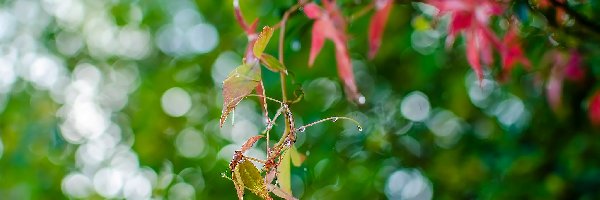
[298, 127, 306, 132]
[357, 126, 363, 132]
[331, 117, 338, 122]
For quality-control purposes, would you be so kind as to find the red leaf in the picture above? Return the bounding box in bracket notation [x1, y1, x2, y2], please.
[544, 50, 585, 112]
[240, 135, 263, 153]
[322, 0, 346, 32]
[304, 3, 321, 19]
[500, 26, 531, 79]
[543, 50, 569, 112]
[448, 11, 472, 40]
[546, 73, 563, 112]
[220, 62, 261, 127]
[428, 0, 507, 82]
[589, 91, 600, 126]
[334, 42, 359, 101]
[309, 20, 326, 66]
[308, 9, 341, 66]
[304, 2, 362, 103]
[368, 0, 393, 59]
[564, 51, 584, 82]
[465, 31, 483, 81]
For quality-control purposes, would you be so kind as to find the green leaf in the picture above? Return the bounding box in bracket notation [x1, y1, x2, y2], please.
[290, 146, 305, 167]
[278, 149, 292, 194]
[233, 167, 246, 200]
[260, 54, 287, 74]
[253, 26, 274, 58]
[237, 159, 271, 199]
[220, 62, 261, 127]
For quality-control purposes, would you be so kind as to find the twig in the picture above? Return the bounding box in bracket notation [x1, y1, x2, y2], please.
[348, 3, 374, 22]
[247, 94, 286, 105]
[548, 0, 600, 34]
[233, 0, 251, 34]
[524, 0, 600, 44]
[295, 116, 363, 132]
[274, 1, 308, 156]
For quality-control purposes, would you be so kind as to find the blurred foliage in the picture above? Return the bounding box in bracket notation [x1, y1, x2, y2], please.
[0, 0, 600, 199]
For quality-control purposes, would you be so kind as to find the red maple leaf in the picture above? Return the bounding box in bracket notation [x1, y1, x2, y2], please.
[564, 51, 585, 82]
[589, 91, 600, 126]
[500, 25, 531, 80]
[544, 50, 585, 112]
[428, 0, 504, 81]
[368, 0, 393, 59]
[304, 1, 361, 102]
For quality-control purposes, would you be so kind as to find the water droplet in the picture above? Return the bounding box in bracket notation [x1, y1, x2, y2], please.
[235, 74, 240, 78]
[331, 117, 338, 122]
[298, 127, 306, 132]
[358, 95, 366, 105]
[357, 126, 363, 132]
[291, 40, 301, 52]
[284, 139, 292, 147]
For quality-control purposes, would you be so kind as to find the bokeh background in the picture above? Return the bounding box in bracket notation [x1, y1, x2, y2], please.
[1, 0, 600, 199]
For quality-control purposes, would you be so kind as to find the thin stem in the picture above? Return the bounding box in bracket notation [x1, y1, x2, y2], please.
[348, 3, 374, 22]
[295, 116, 363, 132]
[267, 106, 286, 130]
[247, 94, 285, 105]
[275, 1, 307, 151]
[275, 104, 294, 148]
[246, 94, 285, 157]
[265, 107, 271, 158]
[245, 156, 267, 164]
[278, 2, 304, 64]
[279, 75, 288, 102]
[233, 0, 251, 34]
[524, 0, 600, 44]
[260, 106, 286, 150]
[548, 0, 600, 34]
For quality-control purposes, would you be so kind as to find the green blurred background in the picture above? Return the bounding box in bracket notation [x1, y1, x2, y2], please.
[1, 0, 600, 199]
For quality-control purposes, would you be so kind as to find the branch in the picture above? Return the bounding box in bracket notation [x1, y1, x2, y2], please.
[548, 0, 600, 34]
[525, 0, 600, 45]
[273, 1, 307, 155]
[348, 3, 374, 22]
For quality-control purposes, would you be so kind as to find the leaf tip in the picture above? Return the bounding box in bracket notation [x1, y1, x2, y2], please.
[304, 3, 322, 19]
